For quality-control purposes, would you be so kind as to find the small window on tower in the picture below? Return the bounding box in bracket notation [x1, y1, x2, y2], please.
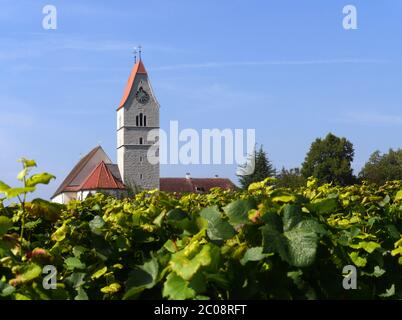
[140, 174, 143, 180]
[140, 156, 143, 163]
[136, 116, 139, 127]
[144, 115, 147, 127]
[139, 137, 143, 145]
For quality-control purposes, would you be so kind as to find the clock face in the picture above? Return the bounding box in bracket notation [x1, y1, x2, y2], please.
[135, 87, 150, 104]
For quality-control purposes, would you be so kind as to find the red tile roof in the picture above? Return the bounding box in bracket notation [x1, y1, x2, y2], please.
[160, 177, 236, 194]
[117, 59, 147, 110]
[80, 161, 126, 190]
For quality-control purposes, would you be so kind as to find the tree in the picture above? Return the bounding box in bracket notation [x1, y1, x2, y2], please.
[359, 149, 402, 185]
[237, 145, 276, 189]
[276, 167, 305, 189]
[301, 133, 355, 186]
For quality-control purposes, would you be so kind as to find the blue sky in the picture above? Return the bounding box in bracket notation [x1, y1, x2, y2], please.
[1, 0, 402, 199]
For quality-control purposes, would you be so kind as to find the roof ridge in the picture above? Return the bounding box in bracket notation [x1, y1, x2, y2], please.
[80, 160, 126, 191]
[78, 160, 104, 190]
[51, 146, 103, 198]
[101, 161, 118, 188]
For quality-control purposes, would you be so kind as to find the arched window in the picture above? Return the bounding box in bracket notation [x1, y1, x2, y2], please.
[139, 113, 143, 126]
[136, 116, 139, 127]
[139, 137, 143, 145]
[144, 115, 147, 127]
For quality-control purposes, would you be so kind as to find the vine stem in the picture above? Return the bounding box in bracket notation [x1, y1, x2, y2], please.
[17, 174, 28, 258]
[17, 194, 25, 258]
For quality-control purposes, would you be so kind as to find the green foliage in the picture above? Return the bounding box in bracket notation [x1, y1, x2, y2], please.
[301, 133, 356, 186]
[0, 158, 55, 258]
[1, 159, 402, 300]
[26, 173, 56, 188]
[276, 167, 306, 189]
[359, 149, 402, 186]
[261, 206, 326, 267]
[0, 216, 12, 236]
[224, 199, 256, 227]
[200, 207, 235, 240]
[0, 158, 55, 201]
[238, 145, 276, 189]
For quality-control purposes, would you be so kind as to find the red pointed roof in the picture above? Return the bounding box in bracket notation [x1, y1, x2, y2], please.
[80, 161, 126, 190]
[117, 59, 148, 110]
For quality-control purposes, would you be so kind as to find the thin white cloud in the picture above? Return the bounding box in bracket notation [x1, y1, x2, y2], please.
[339, 111, 402, 126]
[152, 59, 389, 71]
[159, 82, 273, 113]
[0, 35, 178, 61]
[63, 3, 130, 18]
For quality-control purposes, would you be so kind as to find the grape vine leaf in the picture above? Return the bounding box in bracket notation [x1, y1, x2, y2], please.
[224, 199, 256, 227]
[200, 207, 235, 240]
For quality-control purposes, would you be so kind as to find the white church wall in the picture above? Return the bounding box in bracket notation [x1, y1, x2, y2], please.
[52, 192, 77, 204]
[82, 190, 92, 200]
[51, 193, 64, 204]
[117, 147, 125, 185]
[117, 108, 124, 130]
[117, 108, 125, 148]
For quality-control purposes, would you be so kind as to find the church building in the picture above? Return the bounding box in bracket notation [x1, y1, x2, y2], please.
[51, 57, 235, 204]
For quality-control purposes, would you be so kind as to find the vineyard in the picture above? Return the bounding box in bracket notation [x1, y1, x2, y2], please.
[1, 161, 402, 300]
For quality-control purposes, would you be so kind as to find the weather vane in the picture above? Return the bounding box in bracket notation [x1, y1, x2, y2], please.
[138, 45, 142, 60]
[133, 45, 142, 63]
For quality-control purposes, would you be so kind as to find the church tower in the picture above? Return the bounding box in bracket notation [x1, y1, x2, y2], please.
[116, 57, 160, 191]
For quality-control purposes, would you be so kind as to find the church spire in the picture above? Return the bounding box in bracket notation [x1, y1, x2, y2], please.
[116, 49, 160, 191]
[117, 54, 148, 111]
